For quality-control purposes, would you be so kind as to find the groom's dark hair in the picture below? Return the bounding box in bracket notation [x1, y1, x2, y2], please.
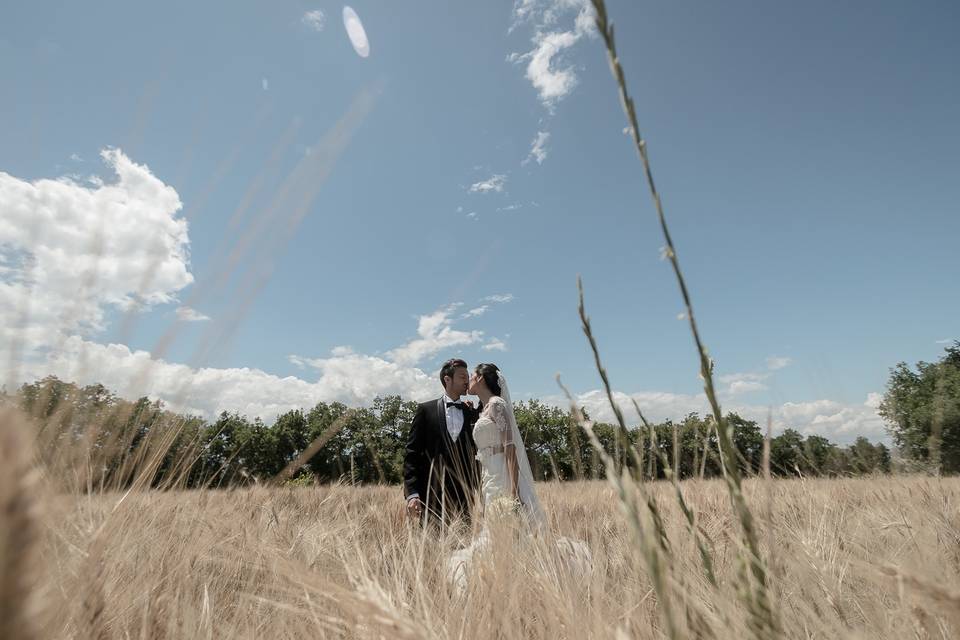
[439, 358, 468, 386]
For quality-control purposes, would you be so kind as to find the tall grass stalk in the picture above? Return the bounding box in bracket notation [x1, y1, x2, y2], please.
[575, 278, 719, 589]
[557, 377, 681, 639]
[628, 397, 718, 589]
[588, 0, 780, 635]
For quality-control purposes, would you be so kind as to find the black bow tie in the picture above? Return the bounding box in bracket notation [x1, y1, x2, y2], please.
[446, 401, 465, 410]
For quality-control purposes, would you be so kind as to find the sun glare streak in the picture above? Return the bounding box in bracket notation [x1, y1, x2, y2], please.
[144, 83, 382, 415]
[342, 7, 370, 58]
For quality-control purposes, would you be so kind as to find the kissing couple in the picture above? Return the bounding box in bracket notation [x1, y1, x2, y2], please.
[402, 358, 544, 530]
[403, 358, 591, 591]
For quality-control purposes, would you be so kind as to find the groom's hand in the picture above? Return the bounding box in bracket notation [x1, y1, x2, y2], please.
[406, 497, 423, 519]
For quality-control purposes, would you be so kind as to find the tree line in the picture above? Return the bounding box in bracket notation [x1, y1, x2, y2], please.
[4, 375, 907, 491]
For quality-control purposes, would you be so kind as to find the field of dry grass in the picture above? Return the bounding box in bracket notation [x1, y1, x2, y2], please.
[1, 5, 954, 639]
[10, 462, 959, 639]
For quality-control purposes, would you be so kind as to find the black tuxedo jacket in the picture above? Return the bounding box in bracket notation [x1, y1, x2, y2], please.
[403, 397, 480, 521]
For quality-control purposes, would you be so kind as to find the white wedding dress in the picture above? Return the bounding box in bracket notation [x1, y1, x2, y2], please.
[473, 395, 546, 525]
[446, 373, 591, 593]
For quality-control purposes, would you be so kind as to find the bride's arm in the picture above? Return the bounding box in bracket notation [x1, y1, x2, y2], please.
[492, 402, 520, 501]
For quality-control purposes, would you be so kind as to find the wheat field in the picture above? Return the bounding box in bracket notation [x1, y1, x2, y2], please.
[2, 3, 954, 638]
[5, 408, 959, 640]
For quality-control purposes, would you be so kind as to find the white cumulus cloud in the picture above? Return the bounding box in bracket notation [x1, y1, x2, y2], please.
[1, 154, 518, 422]
[0, 148, 192, 353]
[387, 305, 483, 366]
[546, 387, 888, 444]
[28, 336, 436, 422]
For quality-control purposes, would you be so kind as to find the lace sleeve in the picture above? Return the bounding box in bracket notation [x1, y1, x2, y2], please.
[489, 399, 514, 446]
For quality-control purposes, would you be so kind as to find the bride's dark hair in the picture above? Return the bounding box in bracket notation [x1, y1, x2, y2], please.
[475, 363, 502, 396]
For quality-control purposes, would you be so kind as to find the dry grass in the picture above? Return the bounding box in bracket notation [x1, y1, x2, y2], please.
[2, 4, 955, 639]
[12, 473, 958, 639]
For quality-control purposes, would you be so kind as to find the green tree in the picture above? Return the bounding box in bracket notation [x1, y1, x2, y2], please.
[800, 434, 839, 476]
[12, 375, 895, 488]
[728, 413, 763, 476]
[371, 395, 419, 483]
[770, 428, 804, 476]
[513, 399, 580, 481]
[199, 412, 255, 486]
[879, 341, 960, 473]
[273, 410, 310, 467]
[848, 436, 891, 474]
[304, 401, 353, 481]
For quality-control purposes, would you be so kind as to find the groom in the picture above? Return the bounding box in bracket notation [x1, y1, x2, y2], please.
[403, 358, 480, 528]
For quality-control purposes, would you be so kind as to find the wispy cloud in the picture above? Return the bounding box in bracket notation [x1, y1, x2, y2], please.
[69, 152, 82, 162]
[728, 380, 767, 394]
[261, 77, 269, 91]
[497, 203, 522, 212]
[484, 293, 514, 304]
[715, 356, 794, 395]
[508, 1, 596, 110]
[718, 372, 769, 395]
[935, 338, 953, 344]
[523, 130, 551, 165]
[176, 306, 211, 322]
[461, 305, 489, 319]
[468, 174, 507, 194]
[302, 9, 326, 31]
[482, 338, 508, 352]
[766, 356, 792, 370]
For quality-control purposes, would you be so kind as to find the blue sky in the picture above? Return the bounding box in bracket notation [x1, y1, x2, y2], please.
[1, 0, 957, 442]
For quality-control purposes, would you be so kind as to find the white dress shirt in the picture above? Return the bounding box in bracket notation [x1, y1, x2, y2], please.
[443, 393, 465, 440]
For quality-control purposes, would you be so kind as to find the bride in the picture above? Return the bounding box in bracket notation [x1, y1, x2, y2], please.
[446, 363, 590, 591]
[469, 363, 545, 525]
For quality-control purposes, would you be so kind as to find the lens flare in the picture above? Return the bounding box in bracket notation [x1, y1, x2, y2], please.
[342, 6, 370, 58]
